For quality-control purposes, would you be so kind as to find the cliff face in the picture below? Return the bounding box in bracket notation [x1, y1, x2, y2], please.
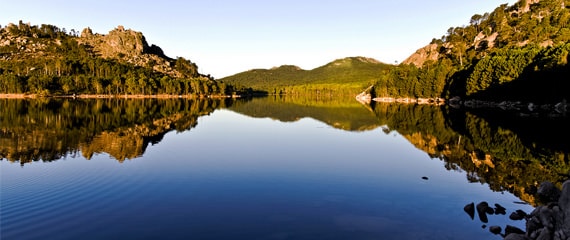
[78, 25, 183, 77]
[402, 43, 441, 67]
[80, 26, 150, 59]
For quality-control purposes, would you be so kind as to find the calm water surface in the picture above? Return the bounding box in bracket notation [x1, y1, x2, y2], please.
[2, 97, 563, 240]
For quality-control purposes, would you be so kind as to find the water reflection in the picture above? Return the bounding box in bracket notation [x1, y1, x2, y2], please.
[0, 98, 233, 164]
[229, 97, 570, 205]
[3, 96, 570, 239]
[369, 103, 570, 206]
[229, 95, 381, 131]
[1, 96, 569, 206]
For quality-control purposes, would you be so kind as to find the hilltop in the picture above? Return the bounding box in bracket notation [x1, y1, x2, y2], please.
[220, 56, 392, 95]
[371, 0, 570, 104]
[403, 0, 562, 67]
[0, 22, 234, 96]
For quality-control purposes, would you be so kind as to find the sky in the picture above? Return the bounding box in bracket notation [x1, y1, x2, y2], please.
[2, 0, 518, 78]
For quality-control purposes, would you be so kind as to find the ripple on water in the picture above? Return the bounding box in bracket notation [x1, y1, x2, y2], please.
[1, 153, 160, 240]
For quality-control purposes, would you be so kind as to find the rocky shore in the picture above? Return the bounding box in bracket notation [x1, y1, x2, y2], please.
[465, 180, 570, 240]
[508, 180, 570, 240]
[449, 97, 568, 117]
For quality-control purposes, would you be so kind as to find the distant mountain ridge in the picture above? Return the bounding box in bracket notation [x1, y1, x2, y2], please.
[220, 56, 391, 95]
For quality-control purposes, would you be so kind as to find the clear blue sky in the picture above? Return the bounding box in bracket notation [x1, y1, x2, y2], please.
[2, 0, 517, 78]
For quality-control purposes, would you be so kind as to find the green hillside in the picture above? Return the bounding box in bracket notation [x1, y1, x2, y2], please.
[0, 22, 235, 96]
[373, 0, 570, 103]
[220, 57, 392, 96]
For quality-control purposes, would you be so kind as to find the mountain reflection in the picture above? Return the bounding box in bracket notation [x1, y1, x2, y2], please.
[2, 96, 568, 205]
[229, 95, 382, 131]
[369, 102, 569, 205]
[231, 97, 570, 205]
[0, 98, 233, 164]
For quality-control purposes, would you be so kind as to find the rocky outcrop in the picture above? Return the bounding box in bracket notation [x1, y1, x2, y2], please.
[77, 25, 186, 77]
[0, 22, 196, 78]
[515, 181, 570, 240]
[79, 25, 152, 59]
[461, 180, 570, 240]
[402, 43, 440, 67]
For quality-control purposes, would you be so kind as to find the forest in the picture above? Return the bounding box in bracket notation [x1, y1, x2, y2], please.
[371, 0, 570, 103]
[0, 22, 237, 96]
[1, 0, 569, 103]
[221, 57, 391, 96]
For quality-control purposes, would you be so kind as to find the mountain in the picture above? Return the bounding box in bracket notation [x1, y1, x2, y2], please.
[372, 0, 570, 104]
[0, 22, 233, 96]
[220, 57, 392, 95]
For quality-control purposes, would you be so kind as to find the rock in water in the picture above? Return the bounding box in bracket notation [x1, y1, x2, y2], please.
[504, 233, 530, 240]
[558, 180, 570, 239]
[510, 210, 527, 221]
[476, 202, 490, 223]
[535, 228, 552, 240]
[537, 181, 561, 204]
[464, 202, 475, 220]
[489, 225, 502, 235]
[505, 225, 525, 236]
[495, 203, 507, 215]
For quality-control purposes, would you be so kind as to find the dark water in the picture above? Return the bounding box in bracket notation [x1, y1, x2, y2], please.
[1, 97, 567, 240]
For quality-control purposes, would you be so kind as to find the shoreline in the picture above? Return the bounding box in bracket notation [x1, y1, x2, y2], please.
[0, 93, 241, 99]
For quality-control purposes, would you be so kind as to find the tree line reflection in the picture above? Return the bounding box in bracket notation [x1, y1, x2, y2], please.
[0, 98, 233, 164]
[1, 96, 568, 204]
[231, 96, 569, 205]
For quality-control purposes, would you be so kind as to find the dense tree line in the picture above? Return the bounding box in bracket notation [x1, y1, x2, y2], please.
[371, 59, 453, 99]
[372, 0, 570, 102]
[461, 43, 569, 102]
[0, 22, 236, 96]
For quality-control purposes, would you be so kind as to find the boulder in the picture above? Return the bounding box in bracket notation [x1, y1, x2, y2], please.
[495, 203, 507, 215]
[537, 182, 561, 204]
[490, 225, 502, 235]
[477, 201, 490, 223]
[464, 202, 475, 220]
[557, 180, 570, 239]
[505, 233, 531, 240]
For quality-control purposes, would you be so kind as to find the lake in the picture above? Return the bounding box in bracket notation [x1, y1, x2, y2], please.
[1, 97, 568, 240]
